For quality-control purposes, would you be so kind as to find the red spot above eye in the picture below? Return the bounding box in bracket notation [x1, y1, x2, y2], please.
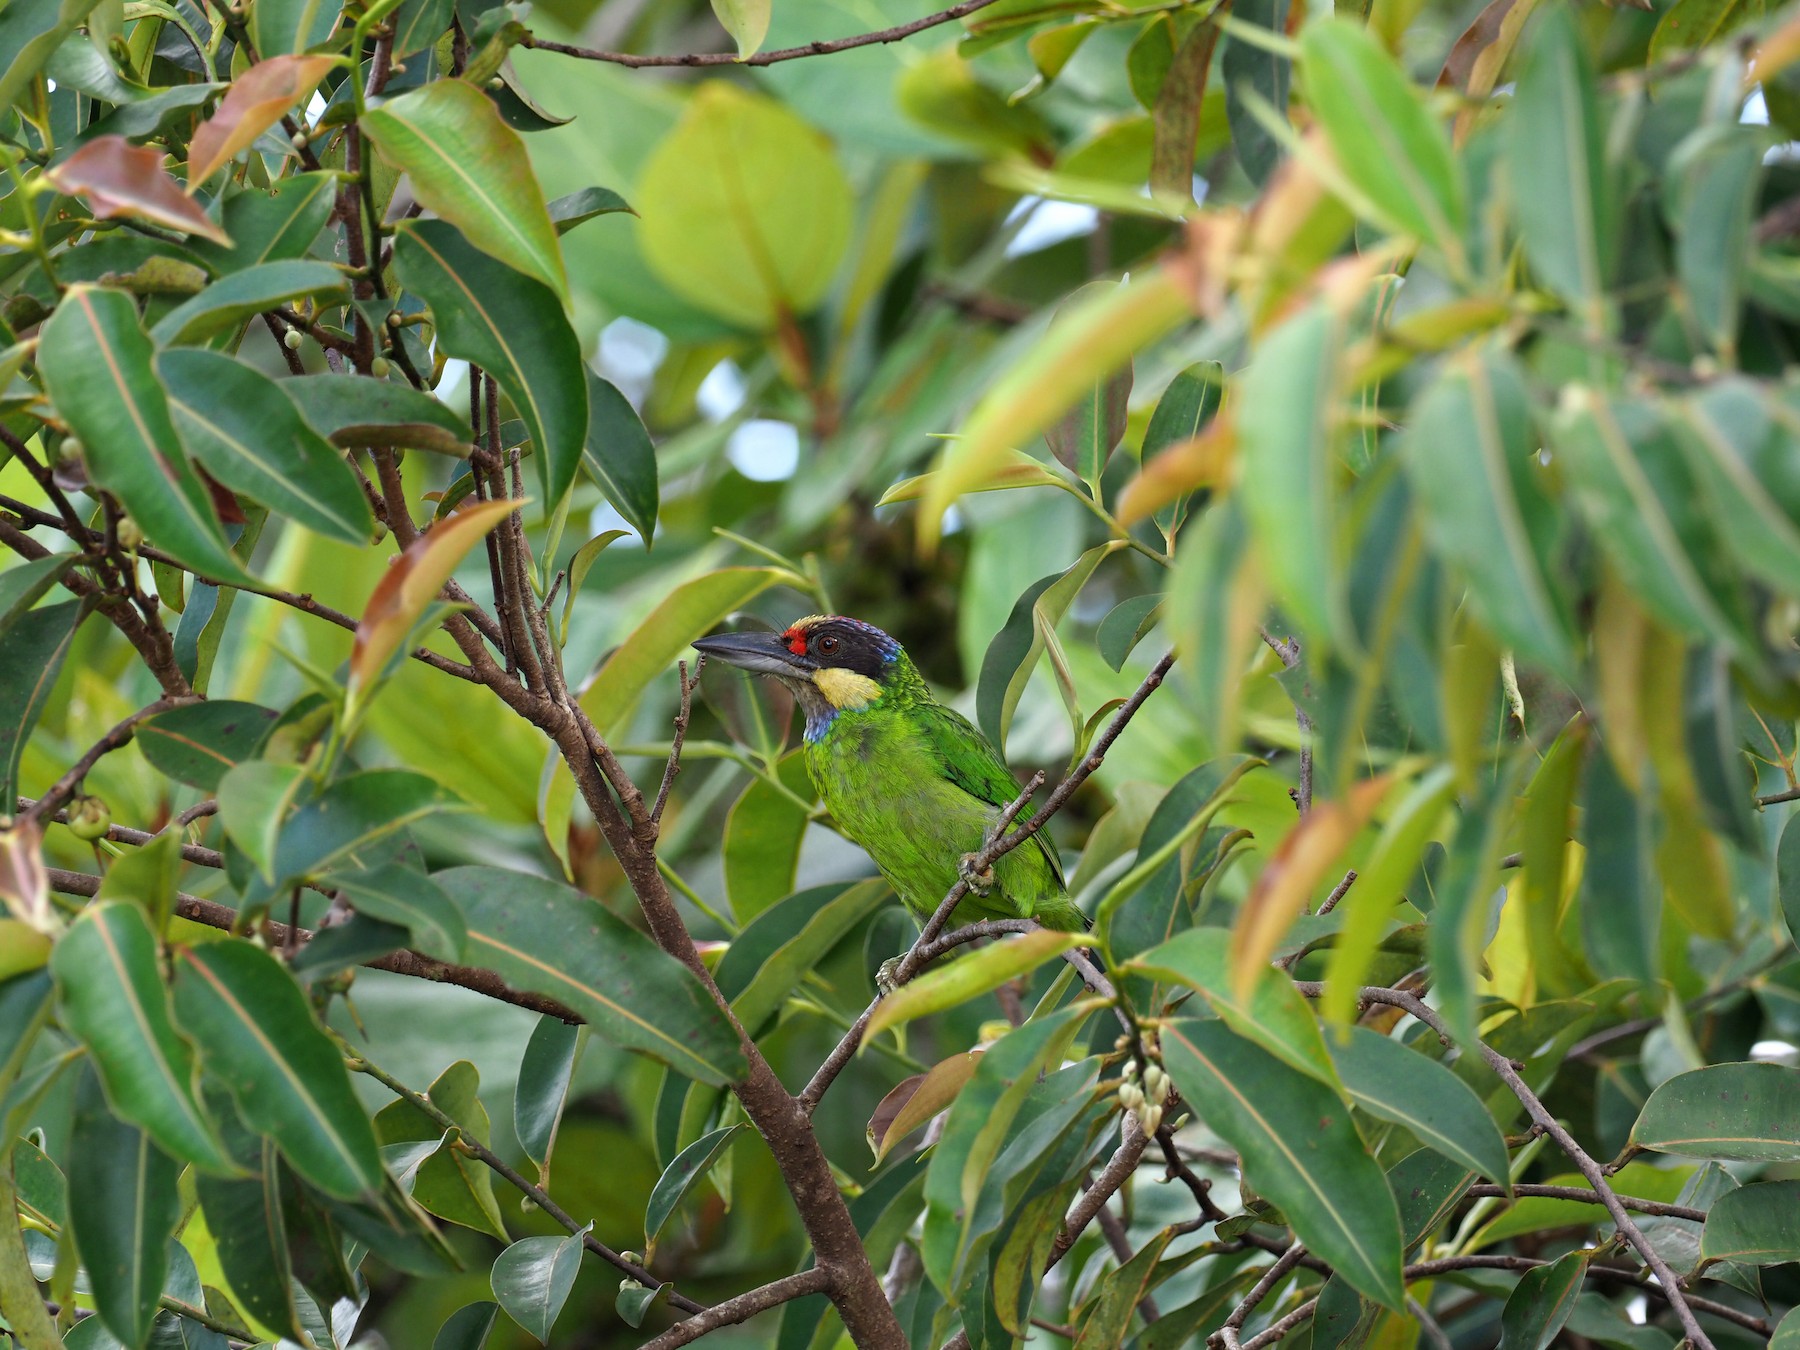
[785, 630, 807, 655]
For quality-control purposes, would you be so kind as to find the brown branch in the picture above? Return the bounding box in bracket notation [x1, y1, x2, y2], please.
[652, 658, 703, 828]
[1463, 1183, 1706, 1222]
[1292, 982, 1717, 1350]
[21, 798, 225, 870]
[20, 698, 195, 827]
[1754, 784, 1800, 807]
[1217, 1242, 1306, 1344]
[1315, 869, 1357, 916]
[1236, 1295, 1317, 1350]
[525, 0, 1004, 67]
[635, 1269, 834, 1350]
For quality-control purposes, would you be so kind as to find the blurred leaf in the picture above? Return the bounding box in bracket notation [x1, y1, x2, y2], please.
[1633, 1063, 1800, 1161]
[159, 349, 372, 546]
[52, 902, 232, 1172]
[1669, 125, 1763, 358]
[1683, 646, 1758, 854]
[1650, 0, 1759, 58]
[1042, 282, 1132, 487]
[1230, 777, 1388, 1001]
[877, 455, 1065, 507]
[1699, 1180, 1800, 1264]
[1168, 498, 1263, 753]
[0, 0, 107, 109]
[249, 0, 340, 56]
[67, 1065, 181, 1348]
[716, 879, 888, 1035]
[1300, 19, 1464, 261]
[0, 602, 86, 813]
[1237, 304, 1347, 650]
[1130, 926, 1339, 1087]
[39, 287, 251, 585]
[1328, 1026, 1510, 1182]
[1137, 359, 1225, 531]
[515, 1015, 582, 1171]
[188, 54, 337, 183]
[1507, 6, 1613, 331]
[1578, 745, 1659, 985]
[869, 1050, 982, 1165]
[349, 497, 518, 711]
[636, 83, 852, 329]
[581, 370, 658, 543]
[1097, 595, 1163, 672]
[1497, 1248, 1587, 1350]
[433, 1303, 500, 1350]
[1074, 1228, 1174, 1350]
[1223, 0, 1291, 185]
[1400, 349, 1572, 677]
[547, 186, 634, 233]
[392, 220, 587, 507]
[1778, 1307, 1800, 1350]
[0, 554, 75, 630]
[150, 260, 350, 346]
[1164, 1019, 1404, 1309]
[1515, 720, 1590, 997]
[491, 1232, 584, 1344]
[0, 822, 52, 938]
[918, 268, 1193, 549]
[135, 700, 272, 792]
[645, 1123, 741, 1254]
[867, 930, 1096, 1041]
[283, 372, 473, 456]
[722, 751, 815, 923]
[365, 80, 567, 302]
[1675, 382, 1800, 598]
[977, 543, 1115, 751]
[711, 0, 770, 58]
[582, 567, 796, 739]
[436, 865, 748, 1084]
[172, 939, 384, 1198]
[46, 137, 231, 244]
[321, 864, 466, 962]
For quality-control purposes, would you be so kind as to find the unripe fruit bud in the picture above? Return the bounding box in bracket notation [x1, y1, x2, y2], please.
[370, 356, 391, 377]
[1144, 1065, 1168, 1105]
[67, 796, 111, 841]
[488, 76, 503, 89]
[115, 516, 144, 550]
[1139, 1103, 1163, 1137]
[386, 311, 403, 327]
[620, 1252, 642, 1266]
[1118, 1082, 1143, 1112]
[57, 435, 83, 466]
[290, 130, 309, 148]
[1122, 1060, 1138, 1080]
[284, 329, 305, 351]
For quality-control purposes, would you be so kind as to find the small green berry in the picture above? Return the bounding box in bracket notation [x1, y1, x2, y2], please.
[488, 76, 503, 90]
[284, 328, 305, 351]
[370, 356, 391, 377]
[56, 434, 83, 466]
[386, 311, 403, 327]
[67, 796, 111, 841]
[290, 130, 309, 149]
[115, 516, 144, 550]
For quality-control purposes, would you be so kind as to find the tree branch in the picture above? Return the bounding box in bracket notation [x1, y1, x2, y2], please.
[524, 0, 1004, 67]
[19, 697, 196, 828]
[1463, 1183, 1705, 1222]
[652, 657, 703, 828]
[635, 1269, 834, 1350]
[1217, 1242, 1306, 1344]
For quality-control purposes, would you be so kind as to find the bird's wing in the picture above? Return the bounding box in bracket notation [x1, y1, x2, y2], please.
[914, 702, 1066, 888]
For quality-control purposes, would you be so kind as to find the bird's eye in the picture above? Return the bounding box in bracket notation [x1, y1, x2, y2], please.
[816, 634, 839, 656]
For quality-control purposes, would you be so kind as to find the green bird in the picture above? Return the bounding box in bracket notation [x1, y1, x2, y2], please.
[692, 616, 1086, 934]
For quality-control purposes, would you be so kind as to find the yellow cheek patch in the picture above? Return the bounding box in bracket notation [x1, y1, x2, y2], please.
[814, 667, 881, 711]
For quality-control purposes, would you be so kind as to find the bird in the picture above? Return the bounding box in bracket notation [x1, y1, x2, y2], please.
[691, 615, 1087, 937]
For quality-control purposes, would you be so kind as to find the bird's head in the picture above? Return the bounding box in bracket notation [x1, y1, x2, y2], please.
[693, 616, 907, 736]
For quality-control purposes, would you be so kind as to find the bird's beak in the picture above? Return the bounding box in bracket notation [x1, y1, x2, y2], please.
[691, 630, 812, 678]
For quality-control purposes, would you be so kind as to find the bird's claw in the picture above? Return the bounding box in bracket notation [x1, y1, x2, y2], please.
[959, 852, 996, 894]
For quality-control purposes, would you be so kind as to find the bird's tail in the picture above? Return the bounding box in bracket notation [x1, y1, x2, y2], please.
[1035, 895, 1092, 933]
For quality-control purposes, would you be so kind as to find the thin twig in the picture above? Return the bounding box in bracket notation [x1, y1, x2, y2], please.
[1237, 1296, 1318, 1350]
[1315, 869, 1357, 916]
[653, 657, 703, 828]
[635, 1269, 834, 1350]
[1464, 1183, 1706, 1222]
[1754, 784, 1800, 807]
[19, 698, 194, 827]
[1217, 1242, 1306, 1342]
[1259, 629, 1311, 817]
[525, 0, 1004, 67]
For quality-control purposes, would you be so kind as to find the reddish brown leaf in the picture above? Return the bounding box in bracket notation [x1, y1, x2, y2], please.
[46, 138, 231, 245]
[867, 1049, 983, 1163]
[1117, 410, 1237, 526]
[188, 55, 338, 186]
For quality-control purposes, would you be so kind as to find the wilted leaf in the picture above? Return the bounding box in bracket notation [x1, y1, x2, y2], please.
[47, 137, 230, 244]
[188, 55, 337, 184]
[868, 1050, 982, 1164]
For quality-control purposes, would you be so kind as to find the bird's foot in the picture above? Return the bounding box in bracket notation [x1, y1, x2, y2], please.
[959, 852, 996, 894]
[876, 956, 905, 997]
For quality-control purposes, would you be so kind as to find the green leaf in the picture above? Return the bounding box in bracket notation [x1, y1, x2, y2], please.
[580, 370, 658, 544]
[374, 1060, 509, 1241]
[868, 1050, 983, 1165]
[190, 173, 338, 271]
[1506, 5, 1614, 331]
[158, 349, 373, 546]
[644, 1124, 741, 1254]
[1074, 1228, 1174, 1350]
[1163, 1018, 1405, 1310]
[514, 1015, 582, 1170]
[435, 865, 747, 1085]
[364, 81, 567, 302]
[433, 1302, 500, 1350]
[1327, 1026, 1510, 1183]
[248, 0, 340, 56]
[0, 600, 85, 810]
[1632, 1063, 1800, 1161]
[95, 828, 183, 932]
[268, 769, 462, 893]
[867, 930, 1097, 1041]
[282, 372, 474, 457]
[616, 1279, 671, 1329]
[1168, 497, 1262, 753]
[710, 0, 770, 58]
[1674, 381, 1800, 598]
[172, 939, 385, 1198]
[1780, 814, 1800, 946]
[390, 0, 452, 57]
[1097, 594, 1163, 673]
[1699, 1180, 1800, 1265]
[0, 554, 76, 631]
[52, 903, 232, 1172]
[1299, 18, 1464, 260]
[149, 260, 350, 346]
[1649, 0, 1759, 59]
[1578, 746, 1659, 984]
[320, 864, 466, 962]
[1669, 125, 1763, 357]
[215, 760, 309, 885]
[491, 1232, 584, 1344]
[1144, 359, 1225, 534]
[1042, 282, 1132, 486]
[1128, 927, 1339, 1088]
[0, 0, 107, 110]
[581, 566, 795, 739]
[1400, 350, 1572, 677]
[715, 879, 889, 1035]
[195, 1136, 309, 1345]
[636, 83, 853, 330]
[547, 186, 633, 234]
[1775, 1306, 1800, 1350]
[38, 286, 252, 585]
[557, 528, 628, 645]
[721, 752, 816, 923]
[1497, 1249, 1588, 1350]
[134, 701, 280, 792]
[1222, 0, 1290, 185]
[1237, 304, 1346, 651]
[977, 544, 1115, 750]
[67, 1066, 180, 1350]
[393, 220, 587, 508]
